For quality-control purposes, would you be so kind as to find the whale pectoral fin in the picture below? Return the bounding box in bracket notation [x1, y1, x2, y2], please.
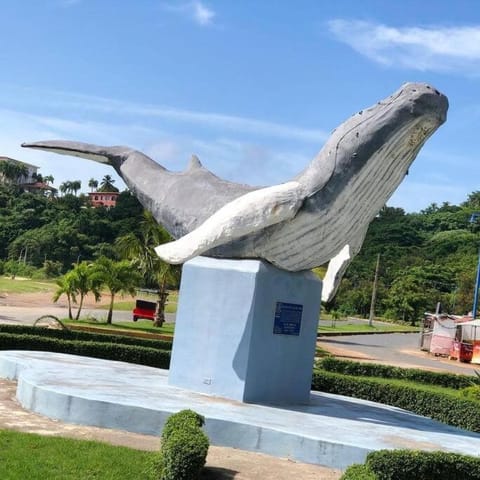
[155, 181, 304, 264]
[22, 140, 131, 166]
[321, 225, 369, 303]
[321, 245, 352, 303]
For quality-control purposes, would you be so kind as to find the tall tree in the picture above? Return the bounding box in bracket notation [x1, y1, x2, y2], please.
[0, 160, 29, 184]
[59, 181, 71, 196]
[70, 180, 82, 196]
[43, 175, 54, 185]
[88, 178, 98, 192]
[52, 272, 77, 320]
[115, 211, 180, 326]
[52, 262, 101, 320]
[98, 175, 118, 192]
[93, 257, 141, 324]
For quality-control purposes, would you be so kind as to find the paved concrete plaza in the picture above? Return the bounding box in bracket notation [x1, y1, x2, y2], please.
[1, 350, 479, 470]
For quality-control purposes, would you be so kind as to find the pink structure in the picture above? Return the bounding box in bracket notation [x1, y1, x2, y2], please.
[88, 191, 119, 208]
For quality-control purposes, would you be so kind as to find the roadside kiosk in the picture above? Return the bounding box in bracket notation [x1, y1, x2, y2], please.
[454, 319, 480, 364]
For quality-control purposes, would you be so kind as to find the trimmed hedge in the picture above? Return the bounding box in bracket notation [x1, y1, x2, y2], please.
[0, 333, 170, 369]
[312, 370, 480, 432]
[340, 464, 376, 479]
[152, 410, 209, 480]
[317, 357, 473, 390]
[0, 324, 172, 351]
[341, 450, 480, 480]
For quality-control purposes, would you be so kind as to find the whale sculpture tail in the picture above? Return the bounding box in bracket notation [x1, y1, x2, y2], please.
[21, 141, 134, 172]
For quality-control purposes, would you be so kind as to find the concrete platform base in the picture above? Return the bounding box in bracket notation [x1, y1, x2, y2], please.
[1, 351, 480, 470]
[170, 257, 322, 403]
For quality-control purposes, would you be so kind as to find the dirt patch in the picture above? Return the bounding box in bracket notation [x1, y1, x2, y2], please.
[0, 290, 112, 308]
[0, 379, 342, 480]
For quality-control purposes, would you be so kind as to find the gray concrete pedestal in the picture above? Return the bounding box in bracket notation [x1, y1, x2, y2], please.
[168, 257, 322, 404]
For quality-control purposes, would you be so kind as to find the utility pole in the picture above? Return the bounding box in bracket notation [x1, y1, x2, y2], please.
[369, 253, 380, 326]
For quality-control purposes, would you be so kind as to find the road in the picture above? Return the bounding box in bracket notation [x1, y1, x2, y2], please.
[319, 332, 477, 376]
[0, 305, 175, 326]
[0, 302, 476, 376]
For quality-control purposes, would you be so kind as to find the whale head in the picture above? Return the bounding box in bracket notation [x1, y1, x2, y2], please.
[299, 83, 448, 215]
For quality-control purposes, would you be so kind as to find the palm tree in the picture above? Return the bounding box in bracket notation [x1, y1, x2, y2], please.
[0, 160, 29, 184]
[93, 257, 141, 324]
[98, 175, 118, 192]
[59, 181, 71, 196]
[52, 262, 101, 320]
[115, 211, 180, 326]
[52, 273, 77, 320]
[88, 178, 98, 192]
[70, 180, 82, 196]
[32, 172, 44, 183]
[72, 261, 101, 319]
[43, 175, 54, 185]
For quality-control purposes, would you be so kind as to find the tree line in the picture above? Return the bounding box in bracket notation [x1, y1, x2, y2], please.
[328, 192, 480, 323]
[3, 178, 480, 323]
[0, 182, 178, 324]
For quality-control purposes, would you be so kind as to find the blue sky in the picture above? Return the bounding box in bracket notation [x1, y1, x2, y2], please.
[1, 0, 480, 212]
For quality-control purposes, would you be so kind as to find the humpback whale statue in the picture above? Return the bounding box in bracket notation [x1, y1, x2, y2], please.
[23, 83, 448, 301]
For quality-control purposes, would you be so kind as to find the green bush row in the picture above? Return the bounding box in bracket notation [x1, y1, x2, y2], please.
[312, 370, 480, 432]
[149, 410, 209, 480]
[341, 449, 480, 480]
[0, 333, 170, 369]
[0, 324, 172, 351]
[317, 357, 472, 390]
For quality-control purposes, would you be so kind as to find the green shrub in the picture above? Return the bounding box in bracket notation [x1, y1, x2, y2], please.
[0, 333, 170, 369]
[41, 260, 63, 278]
[366, 449, 480, 480]
[340, 464, 377, 479]
[3, 259, 36, 278]
[150, 410, 209, 480]
[159, 429, 209, 480]
[0, 324, 172, 351]
[460, 385, 480, 401]
[317, 357, 472, 390]
[161, 409, 205, 441]
[312, 370, 480, 432]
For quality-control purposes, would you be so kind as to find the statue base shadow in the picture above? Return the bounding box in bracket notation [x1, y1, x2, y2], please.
[168, 256, 322, 404]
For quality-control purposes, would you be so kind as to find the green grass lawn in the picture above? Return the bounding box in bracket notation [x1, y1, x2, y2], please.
[0, 429, 155, 480]
[318, 323, 419, 334]
[64, 318, 175, 336]
[99, 300, 177, 314]
[0, 277, 55, 294]
[98, 291, 178, 313]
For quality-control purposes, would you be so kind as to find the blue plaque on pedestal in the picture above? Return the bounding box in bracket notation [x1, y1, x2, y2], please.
[273, 302, 303, 336]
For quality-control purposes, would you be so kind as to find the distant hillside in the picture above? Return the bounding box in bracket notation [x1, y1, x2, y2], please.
[2, 183, 480, 322]
[0, 184, 144, 275]
[330, 192, 480, 322]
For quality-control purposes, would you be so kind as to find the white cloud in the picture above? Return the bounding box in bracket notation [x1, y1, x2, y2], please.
[164, 1, 216, 27]
[8, 87, 327, 143]
[0, 103, 316, 196]
[58, 0, 82, 6]
[191, 1, 215, 26]
[328, 19, 480, 74]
